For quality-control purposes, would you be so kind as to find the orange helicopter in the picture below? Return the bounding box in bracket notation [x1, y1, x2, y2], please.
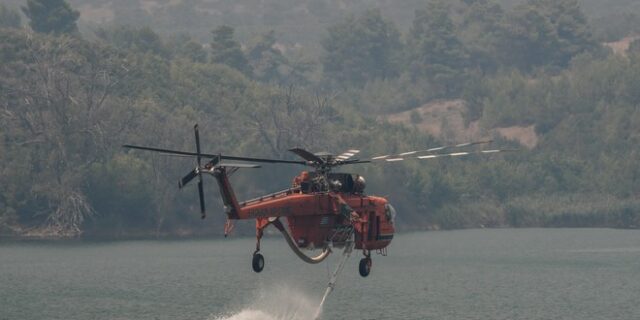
[124, 124, 512, 277]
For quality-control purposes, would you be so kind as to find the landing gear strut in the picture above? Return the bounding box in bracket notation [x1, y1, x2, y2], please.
[251, 217, 270, 273]
[358, 251, 372, 277]
[252, 234, 265, 273]
[252, 252, 264, 272]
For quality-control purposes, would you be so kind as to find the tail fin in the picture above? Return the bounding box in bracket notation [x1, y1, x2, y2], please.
[212, 166, 243, 220]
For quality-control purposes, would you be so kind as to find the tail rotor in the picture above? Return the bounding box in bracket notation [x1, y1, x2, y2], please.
[177, 124, 210, 219]
[194, 124, 206, 219]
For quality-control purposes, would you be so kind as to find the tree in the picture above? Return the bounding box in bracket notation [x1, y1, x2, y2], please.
[629, 38, 640, 55]
[21, 0, 79, 35]
[96, 26, 168, 57]
[456, 0, 505, 72]
[407, 0, 468, 95]
[210, 25, 251, 75]
[0, 4, 21, 29]
[0, 31, 131, 236]
[246, 86, 339, 157]
[322, 8, 402, 87]
[246, 30, 288, 83]
[175, 39, 207, 63]
[504, 0, 599, 71]
[110, 0, 152, 28]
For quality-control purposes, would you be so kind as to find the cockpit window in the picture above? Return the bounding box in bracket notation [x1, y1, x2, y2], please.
[385, 204, 397, 224]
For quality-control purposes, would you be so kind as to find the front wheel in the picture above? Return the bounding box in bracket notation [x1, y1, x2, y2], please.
[252, 253, 265, 273]
[358, 257, 371, 277]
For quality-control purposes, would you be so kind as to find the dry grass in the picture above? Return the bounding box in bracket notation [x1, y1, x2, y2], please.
[604, 35, 640, 56]
[380, 99, 539, 148]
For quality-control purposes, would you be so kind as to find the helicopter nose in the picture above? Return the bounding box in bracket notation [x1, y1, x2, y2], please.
[385, 203, 397, 224]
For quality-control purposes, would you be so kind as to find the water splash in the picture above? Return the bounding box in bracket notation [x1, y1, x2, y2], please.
[209, 285, 319, 320]
[210, 243, 354, 320]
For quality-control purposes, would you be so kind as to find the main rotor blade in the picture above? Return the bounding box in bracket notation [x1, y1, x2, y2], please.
[198, 180, 206, 219]
[336, 149, 360, 161]
[194, 124, 202, 167]
[123, 145, 306, 165]
[194, 125, 204, 217]
[218, 163, 261, 168]
[346, 148, 517, 165]
[288, 148, 325, 164]
[411, 149, 515, 160]
[370, 140, 493, 160]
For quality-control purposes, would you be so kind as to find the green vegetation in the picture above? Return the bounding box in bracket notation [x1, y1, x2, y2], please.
[0, 4, 21, 29]
[408, 0, 467, 96]
[1, 0, 639, 238]
[504, 0, 599, 71]
[21, 0, 80, 34]
[322, 8, 402, 87]
[210, 25, 252, 76]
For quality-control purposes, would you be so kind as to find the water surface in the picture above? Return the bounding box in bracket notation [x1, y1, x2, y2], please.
[1, 228, 639, 320]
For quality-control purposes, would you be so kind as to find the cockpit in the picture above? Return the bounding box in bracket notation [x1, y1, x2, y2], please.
[385, 203, 397, 224]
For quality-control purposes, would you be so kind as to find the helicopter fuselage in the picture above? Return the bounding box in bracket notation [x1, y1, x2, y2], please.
[240, 191, 395, 251]
[215, 168, 395, 252]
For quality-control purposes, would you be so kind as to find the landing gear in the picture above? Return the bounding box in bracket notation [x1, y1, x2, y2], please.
[252, 217, 269, 273]
[252, 252, 265, 272]
[358, 254, 372, 277]
[252, 232, 264, 273]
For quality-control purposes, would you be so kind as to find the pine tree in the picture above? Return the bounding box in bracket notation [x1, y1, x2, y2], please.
[407, 0, 468, 95]
[504, 0, 599, 71]
[210, 25, 251, 75]
[408, 0, 467, 75]
[246, 30, 288, 82]
[21, 0, 79, 35]
[457, 0, 505, 71]
[321, 8, 402, 86]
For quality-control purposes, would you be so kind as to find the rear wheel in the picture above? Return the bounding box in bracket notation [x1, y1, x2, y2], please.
[358, 257, 371, 277]
[252, 253, 264, 272]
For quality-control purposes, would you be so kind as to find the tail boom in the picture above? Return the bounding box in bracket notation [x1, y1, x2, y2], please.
[211, 167, 242, 220]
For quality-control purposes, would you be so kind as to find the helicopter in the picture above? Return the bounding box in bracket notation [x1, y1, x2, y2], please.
[123, 124, 513, 277]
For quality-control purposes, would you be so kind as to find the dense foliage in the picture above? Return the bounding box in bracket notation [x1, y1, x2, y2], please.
[21, 0, 80, 34]
[0, 4, 21, 29]
[1, 0, 639, 238]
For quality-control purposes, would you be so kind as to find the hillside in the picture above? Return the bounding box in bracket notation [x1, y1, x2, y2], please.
[381, 99, 538, 149]
[5, 0, 640, 45]
[1, 0, 639, 238]
[604, 35, 640, 56]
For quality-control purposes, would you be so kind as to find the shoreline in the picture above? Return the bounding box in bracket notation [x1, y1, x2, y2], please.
[1, 224, 637, 242]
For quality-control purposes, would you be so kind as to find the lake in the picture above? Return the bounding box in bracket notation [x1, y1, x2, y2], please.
[1, 228, 639, 320]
